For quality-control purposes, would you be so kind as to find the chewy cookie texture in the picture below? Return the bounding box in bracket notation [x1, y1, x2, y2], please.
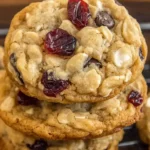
[0, 118, 123, 150]
[0, 0, 148, 149]
[0, 71, 147, 140]
[4, 0, 147, 103]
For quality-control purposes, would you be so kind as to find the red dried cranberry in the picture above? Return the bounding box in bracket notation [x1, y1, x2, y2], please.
[27, 140, 48, 150]
[68, 0, 91, 28]
[128, 91, 143, 107]
[84, 58, 102, 68]
[44, 28, 76, 56]
[17, 91, 38, 106]
[41, 72, 69, 97]
[95, 11, 115, 29]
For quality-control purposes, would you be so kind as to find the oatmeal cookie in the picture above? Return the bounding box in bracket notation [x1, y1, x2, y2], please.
[137, 93, 150, 144]
[0, 46, 4, 69]
[0, 71, 147, 140]
[0, 119, 123, 150]
[4, 0, 147, 103]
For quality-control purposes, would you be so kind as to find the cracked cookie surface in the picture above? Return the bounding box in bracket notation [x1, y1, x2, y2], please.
[0, 71, 147, 140]
[4, 0, 147, 103]
[0, 118, 123, 150]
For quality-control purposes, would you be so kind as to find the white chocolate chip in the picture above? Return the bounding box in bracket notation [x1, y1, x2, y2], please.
[72, 69, 102, 94]
[0, 97, 15, 112]
[108, 42, 134, 69]
[60, 20, 78, 36]
[113, 48, 133, 68]
[66, 53, 88, 74]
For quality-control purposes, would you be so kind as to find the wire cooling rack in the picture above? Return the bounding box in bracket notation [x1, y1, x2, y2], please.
[119, 125, 148, 150]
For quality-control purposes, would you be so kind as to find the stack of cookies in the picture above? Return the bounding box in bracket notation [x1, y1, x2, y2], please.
[137, 93, 150, 145]
[0, 0, 148, 149]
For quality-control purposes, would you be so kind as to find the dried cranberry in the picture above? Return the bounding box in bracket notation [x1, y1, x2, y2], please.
[84, 58, 102, 68]
[27, 140, 48, 150]
[139, 48, 144, 61]
[44, 28, 76, 56]
[10, 53, 24, 84]
[68, 0, 91, 28]
[17, 91, 38, 106]
[128, 91, 143, 107]
[41, 72, 69, 97]
[95, 11, 115, 29]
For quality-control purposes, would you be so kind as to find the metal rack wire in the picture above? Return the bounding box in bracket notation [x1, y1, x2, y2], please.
[119, 124, 148, 150]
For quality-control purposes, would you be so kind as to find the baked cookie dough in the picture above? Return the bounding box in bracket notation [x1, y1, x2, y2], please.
[137, 93, 150, 144]
[4, 0, 147, 103]
[0, 71, 147, 140]
[0, 119, 123, 150]
[0, 46, 4, 69]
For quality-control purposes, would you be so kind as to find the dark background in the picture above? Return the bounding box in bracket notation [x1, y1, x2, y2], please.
[0, 0, 149, 149]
